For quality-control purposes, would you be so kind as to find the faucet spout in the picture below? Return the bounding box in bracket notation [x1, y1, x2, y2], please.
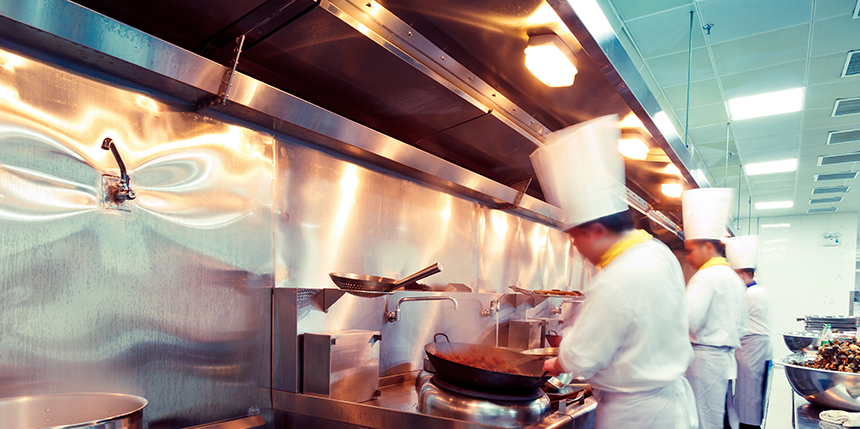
[387, 296, 458, 322]
[101, 138, 136, 202]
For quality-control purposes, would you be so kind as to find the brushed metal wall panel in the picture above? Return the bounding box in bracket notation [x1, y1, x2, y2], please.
[0, 47, 274, 427]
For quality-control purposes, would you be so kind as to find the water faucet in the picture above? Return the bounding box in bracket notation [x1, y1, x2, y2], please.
[101, 137, 136, 203]
[387, 296, 458, 322]
[481, 299, 499, 317]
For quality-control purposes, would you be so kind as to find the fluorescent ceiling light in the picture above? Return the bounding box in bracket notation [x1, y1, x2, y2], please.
[755, 201, 794, 210]
[727, 87, 804, 120]
[661, 183, 683, 198]
[744, 159, 797, 175]
[662, 163, 681, 175]
[524, 34, 577, 87]
[620, 113, 645, 129]
[618, 138, 648, 160]
[761, 223, 790, 228]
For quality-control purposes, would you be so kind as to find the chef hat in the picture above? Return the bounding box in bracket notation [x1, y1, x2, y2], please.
[530, 114, 628, 229]
[681, 188, 733, 240]
[726, 235, 758, 269]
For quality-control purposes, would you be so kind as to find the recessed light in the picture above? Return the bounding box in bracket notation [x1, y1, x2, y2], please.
[620, 113, 645, 129]
[618, 138, 649, 160]
[525, 34, 578, 87]
[727, 87, 804, 120]
[661, 183, 683, 197]
[744, 159, 798, 175]
[662, 164, 681, 175]
[755, 201, 794, 210]
[761, 223, 790, 228]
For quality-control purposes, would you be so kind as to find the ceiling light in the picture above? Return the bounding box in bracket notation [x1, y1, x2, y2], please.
[620, 113, 645, 129]
[761, 223, 790, 228]
[525, 34, 577, 87]
[727, 87, 804, 120]
[618, 138, 648, 160]
[744, 159, 797, 175]
[662, 163, 681, 175]
[661, 183, 683, 198]
[527, 3, 560, 25]
[755, 201, 794, 210]
[653, 111, 678, 138]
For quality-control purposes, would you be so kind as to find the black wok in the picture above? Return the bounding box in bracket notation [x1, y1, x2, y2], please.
[424, 335, 551, 395]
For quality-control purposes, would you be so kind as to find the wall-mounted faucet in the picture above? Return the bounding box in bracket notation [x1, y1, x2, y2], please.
[387, 296, 458, 322]
[481, 299, 499, 317]
[101, 137, 136, 203]
[550, 299, 577, 315]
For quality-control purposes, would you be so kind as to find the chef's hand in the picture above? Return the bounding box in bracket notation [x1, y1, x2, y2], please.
[543, 357, 564, 375]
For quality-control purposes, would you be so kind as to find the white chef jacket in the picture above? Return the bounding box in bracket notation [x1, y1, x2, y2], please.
[558, 238, 695, 393]
[686, 264, 748, 349]
[745, 282, 769, 337]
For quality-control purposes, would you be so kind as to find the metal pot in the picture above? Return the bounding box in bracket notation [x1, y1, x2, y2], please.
[0, 393, 147, 429]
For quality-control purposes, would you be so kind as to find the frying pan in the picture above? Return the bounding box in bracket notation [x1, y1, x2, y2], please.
[329, 263, 441, 296]
[424, 334, 552, 395]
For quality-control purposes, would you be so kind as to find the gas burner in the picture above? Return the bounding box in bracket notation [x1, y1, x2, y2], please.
[418, 374, 550, 428]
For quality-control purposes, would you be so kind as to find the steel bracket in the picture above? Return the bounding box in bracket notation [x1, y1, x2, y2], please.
[196, 35, 245, 110]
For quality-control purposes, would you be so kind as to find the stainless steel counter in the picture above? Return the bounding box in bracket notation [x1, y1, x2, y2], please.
[272, 380, 596, 429]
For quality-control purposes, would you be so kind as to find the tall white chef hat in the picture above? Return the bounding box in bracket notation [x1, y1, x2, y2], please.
[681, 188, 734, 240]
[726, 235, 758, 269]
[530, 114, 627, 229]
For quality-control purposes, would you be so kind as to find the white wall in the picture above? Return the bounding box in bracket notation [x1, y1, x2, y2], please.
[744, 212, 857, 358]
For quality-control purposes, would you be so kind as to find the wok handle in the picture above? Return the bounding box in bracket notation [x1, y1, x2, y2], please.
[395, 263, 442, 287]
[434, 333, 450, 343]
[538, 371, 552, 384]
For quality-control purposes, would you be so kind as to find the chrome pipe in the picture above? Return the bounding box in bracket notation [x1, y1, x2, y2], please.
[387, 296, 458, 322]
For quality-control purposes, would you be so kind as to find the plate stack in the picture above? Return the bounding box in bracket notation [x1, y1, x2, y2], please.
[802, 315, 856, 332]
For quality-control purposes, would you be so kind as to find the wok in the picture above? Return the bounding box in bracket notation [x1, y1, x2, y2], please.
[329, 263, 441, 296]
[425, 335, 551, 395]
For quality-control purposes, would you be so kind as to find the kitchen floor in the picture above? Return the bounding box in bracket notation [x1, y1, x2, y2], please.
[763, 366, 796, 429]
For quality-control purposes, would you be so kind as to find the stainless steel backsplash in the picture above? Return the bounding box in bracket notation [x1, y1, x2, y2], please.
[0, 46, 584, 427]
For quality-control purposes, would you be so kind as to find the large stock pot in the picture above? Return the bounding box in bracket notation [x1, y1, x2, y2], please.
[0, 393, 147, 429]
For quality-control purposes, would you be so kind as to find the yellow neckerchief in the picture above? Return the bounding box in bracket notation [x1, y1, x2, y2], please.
[699, 257, 728, 271]
[597, 229, 653, 268]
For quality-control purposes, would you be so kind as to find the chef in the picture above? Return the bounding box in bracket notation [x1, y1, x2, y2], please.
[534, 115, 697, 429]
[726, 235, 771, 429]
[682, 188, 749, 429]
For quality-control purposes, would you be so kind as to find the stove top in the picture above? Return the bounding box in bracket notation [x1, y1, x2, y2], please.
[417, 373, 550, 428]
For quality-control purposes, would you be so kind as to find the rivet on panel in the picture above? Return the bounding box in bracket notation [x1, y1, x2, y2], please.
[408, 31, 412, 36]
[441, 55, 445, 60]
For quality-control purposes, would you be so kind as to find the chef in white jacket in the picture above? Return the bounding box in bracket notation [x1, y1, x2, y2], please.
[726, 235, 771, 429]
[682, 188, 749, 429]
[533, 115, 697, 429]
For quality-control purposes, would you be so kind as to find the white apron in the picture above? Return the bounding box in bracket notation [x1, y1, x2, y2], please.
[686, 344, 734, 429]
[594, 377, 698, 429]
[734, 334, 771, 425]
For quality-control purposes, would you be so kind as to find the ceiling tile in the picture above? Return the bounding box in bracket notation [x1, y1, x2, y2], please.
[697, 139, 738, 157]
[802, 127, 843, 147]
[742, 147, 800, 164]
[719, 60, 807, 100]
[697, 0, 812, 45]
[814, 0, 857, 20]
[688, 123, 733, 144]
[710, 25, 810, 75]
[808, 52, 859, 85]
[675, 103, 730, 128]
[805, 81, 860, 109]
[612, 0, 693, 21]
[625, 8, 706, 58]
[810, 15, 860, 57]
[800, 142, 860, 158]
[803, 107, 860, 129]
[662, 78, 724, 109]
[751, 181, 796, 192]
[646, 47, 715, 87]
[732, 111, 803, 139]
[737, 131, 801, 153]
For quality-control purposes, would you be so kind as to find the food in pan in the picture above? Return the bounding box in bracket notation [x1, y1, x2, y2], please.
[438, 352, 527, 375]
[794, 338, 860, 373]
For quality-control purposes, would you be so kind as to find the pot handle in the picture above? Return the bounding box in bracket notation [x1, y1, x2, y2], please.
[547, 330, 558, 336]
[434, 333, 450, 343]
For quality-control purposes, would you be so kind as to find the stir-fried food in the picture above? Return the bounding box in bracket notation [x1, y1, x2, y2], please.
[438, 352, 526, 375]
[795, 338, 860, 373]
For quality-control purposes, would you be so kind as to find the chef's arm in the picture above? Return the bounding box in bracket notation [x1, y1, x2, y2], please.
[555, 287, 629, 377]
[686, 277, 713, 334]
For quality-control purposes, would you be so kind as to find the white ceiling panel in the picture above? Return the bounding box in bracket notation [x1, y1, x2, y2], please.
[697, 0, 812, 45]
[611, 0, 693, 21]
[719, 60, 807, 100]
[675, 103, 730, 128]
[731, 112, 803, 139]
[800, 142, 860, 158]
[810, 15, 860, 57]
[625, 9, 706, 59]
[742, 147, 800, 164]
[710, 25, 810, 75]
[801, 127, 843, 146]
[751, 181, 796, 192]
[647, 47, 716, 87]
[803, 107, 860, 129]
[737, 131, 801, 152]
[805, 81, 860, 109]
[662, 78, 724, 108]
[807, 52, 859, 86]
[813, 0, 858, 20]
[688, 123, 732, 143]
